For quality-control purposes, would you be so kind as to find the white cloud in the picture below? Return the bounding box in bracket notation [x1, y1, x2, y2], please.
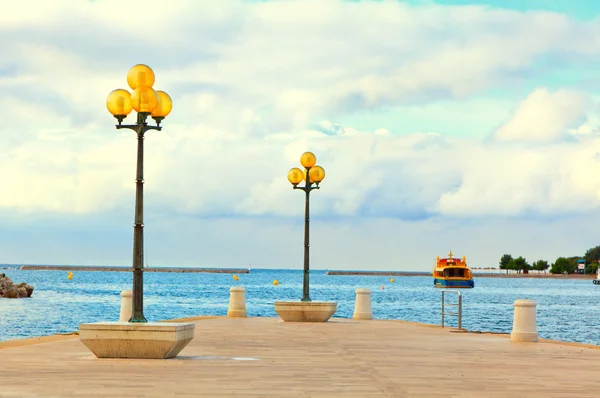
[494, 88, 591, 142]
[4, 0, 600, 131]
[6, 108, 600, 222]
[436, 135, 600, 218]
[570, 124, 600, 137]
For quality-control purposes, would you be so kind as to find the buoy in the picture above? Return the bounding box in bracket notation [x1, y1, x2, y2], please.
[273, 280, 279, 286]
[233, 274, 239, 281]
[390, 278, 395, 283]
[67, 273, 73, 280]
[381, 285, 384, 290]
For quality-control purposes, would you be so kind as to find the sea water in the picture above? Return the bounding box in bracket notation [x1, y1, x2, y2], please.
[1, 268, 599, 345]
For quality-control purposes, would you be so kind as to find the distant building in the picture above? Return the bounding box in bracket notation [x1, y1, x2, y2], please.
[577, 259, 586, 274]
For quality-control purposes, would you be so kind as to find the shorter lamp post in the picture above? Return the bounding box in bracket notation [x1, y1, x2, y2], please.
[287, 152, 326, 302]
[105, 64, 173, 323]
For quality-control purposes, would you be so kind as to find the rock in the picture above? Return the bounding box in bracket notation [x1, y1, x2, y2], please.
[0, 275, 34, 299]
[16, 282, 34, 297]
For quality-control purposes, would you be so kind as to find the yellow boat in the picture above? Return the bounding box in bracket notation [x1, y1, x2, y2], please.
[433, 250, 474, 288]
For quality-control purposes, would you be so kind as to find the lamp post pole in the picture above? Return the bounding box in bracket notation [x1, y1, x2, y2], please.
[117, 113, 160, 322]
[298, 167, 317, 302]
[287, 152, 326, 303]
[106, 64, 173, 323]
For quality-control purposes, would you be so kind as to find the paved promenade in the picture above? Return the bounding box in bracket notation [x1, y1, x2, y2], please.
[1, 316, 598, 397]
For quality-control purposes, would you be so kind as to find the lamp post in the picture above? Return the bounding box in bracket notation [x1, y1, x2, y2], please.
[287, 152, 326, 302]
[105, 64, 173, 323]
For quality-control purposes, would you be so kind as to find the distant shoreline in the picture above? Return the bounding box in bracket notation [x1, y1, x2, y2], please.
[17, 265, 249, 274]
[327, 271, 595, 279]
[472, 273, 594, 279]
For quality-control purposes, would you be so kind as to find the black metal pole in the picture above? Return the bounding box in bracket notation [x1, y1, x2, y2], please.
[301, 167, 311, 302]
[130, 114, 147, 323]
[115, 111, 161, 323]
[302, 186, 311, 302]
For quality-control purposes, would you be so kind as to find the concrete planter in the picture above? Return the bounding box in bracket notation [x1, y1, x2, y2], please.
[274, 301, 337, 322]
[79, 321, 195, 359]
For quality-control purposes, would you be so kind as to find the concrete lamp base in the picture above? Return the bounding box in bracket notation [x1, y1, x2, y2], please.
[274, 301, 337, 322]
[78, 321, 195, 359]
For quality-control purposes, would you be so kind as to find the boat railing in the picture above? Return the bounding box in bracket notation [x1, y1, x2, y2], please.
[441, 290, 462, 329]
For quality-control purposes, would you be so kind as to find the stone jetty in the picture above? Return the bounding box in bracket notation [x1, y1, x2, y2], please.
[19, 265, 249, 274]
[326, 271, 430, 276]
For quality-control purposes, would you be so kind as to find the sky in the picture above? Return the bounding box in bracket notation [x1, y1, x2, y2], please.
[2, 0, 600, 271]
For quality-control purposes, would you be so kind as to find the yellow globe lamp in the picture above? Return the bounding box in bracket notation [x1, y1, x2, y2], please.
[151, 91, 173, 118]
[106, 89, 133, 122]
[309, 166, 325, 184]
[300, 151, 317, 168]
[287, 167, 304, 186]
[127, 64, 155, 90]
[131, 86, 159, 114]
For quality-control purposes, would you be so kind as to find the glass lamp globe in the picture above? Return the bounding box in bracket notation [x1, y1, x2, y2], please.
[127, 64, 155, 90]
[131, 86, 159, 114]
[151, 91, 173, 118]
[309, 166, 325, 183]
[106, 89, 133, 117]
[287, 168, 304, 185]
[300, 152, 317, 168]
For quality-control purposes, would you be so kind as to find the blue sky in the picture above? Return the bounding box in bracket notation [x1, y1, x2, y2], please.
[2, 0, 600, 270]
[403, 0, 600, 19]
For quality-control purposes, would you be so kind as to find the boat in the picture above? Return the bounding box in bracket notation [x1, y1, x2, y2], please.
[433, 250, 474, 288]
[593, 264, 600, 285]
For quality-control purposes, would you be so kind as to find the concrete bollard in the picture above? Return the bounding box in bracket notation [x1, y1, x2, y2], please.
[227, 286, 247, 317]
[511, 299, 538, 342]
[119, 289, 133, 322]
[353, 288, 373, 320]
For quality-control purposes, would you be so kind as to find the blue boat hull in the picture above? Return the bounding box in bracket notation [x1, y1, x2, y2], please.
[434, 278, 474, 288]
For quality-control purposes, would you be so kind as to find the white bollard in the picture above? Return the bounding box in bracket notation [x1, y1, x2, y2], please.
[119, 289, 133, 322]
[227, 286, 247, 317]
[511, 299, 538, 342]
[353, 288, 373, 320]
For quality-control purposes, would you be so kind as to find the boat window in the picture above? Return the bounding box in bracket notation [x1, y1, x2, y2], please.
[444, 268, 467, 278]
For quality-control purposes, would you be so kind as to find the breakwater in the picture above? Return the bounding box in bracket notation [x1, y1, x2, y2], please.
[19, 265, 249, 274]
[326, 271, 430, 276]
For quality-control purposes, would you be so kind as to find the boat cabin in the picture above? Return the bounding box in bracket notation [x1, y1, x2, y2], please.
[434, 267, 471, 279]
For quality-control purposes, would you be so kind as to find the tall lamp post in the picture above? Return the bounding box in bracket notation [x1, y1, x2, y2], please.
[287, 152, 326, 302]
[105, 64, 173, 323]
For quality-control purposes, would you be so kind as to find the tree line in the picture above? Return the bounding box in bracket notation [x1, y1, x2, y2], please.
[498, 245, 600, 275]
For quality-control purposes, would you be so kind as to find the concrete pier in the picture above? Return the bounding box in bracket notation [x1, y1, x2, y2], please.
[1, 317, 599, 397]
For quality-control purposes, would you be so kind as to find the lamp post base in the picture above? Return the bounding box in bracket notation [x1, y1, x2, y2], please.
[274, 301, 337, 322]
[78, 322, 195, 359]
